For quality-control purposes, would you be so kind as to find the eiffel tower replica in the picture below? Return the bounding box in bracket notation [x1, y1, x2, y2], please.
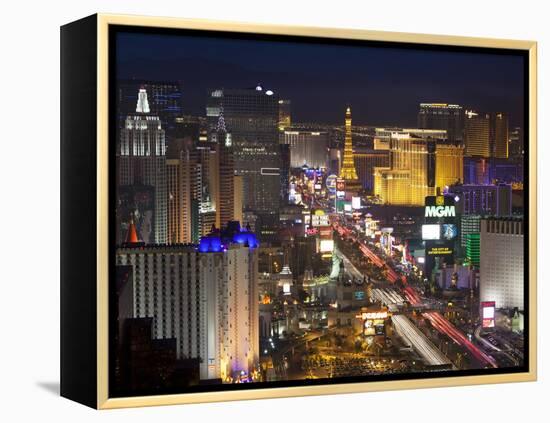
[339, 106, 362, 194]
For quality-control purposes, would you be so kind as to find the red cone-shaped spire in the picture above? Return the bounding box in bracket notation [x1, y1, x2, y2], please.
[126, 218, 139, 244]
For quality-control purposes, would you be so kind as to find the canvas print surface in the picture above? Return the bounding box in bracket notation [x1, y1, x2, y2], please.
[110, 27, 528, 397]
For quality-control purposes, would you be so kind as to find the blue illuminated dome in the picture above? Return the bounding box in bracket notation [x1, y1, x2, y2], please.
[198, 221, 258, 252]
[232, 231, 258, 248]
[198, 235, 223, 253]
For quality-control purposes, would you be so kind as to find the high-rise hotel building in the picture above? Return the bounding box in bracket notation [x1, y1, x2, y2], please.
[117, 88, 168, 244]
[464, 110, 509, 159]
[199, 230, 260, 382]
[435, 143, 464, 188]
[206, 85, 280, 234]
[116, 244, 203, 370]
[208, 111, 236, 229]
[167, 146, 202, 244]
[480, 217, 524, 310]
[278, 99, 291, 131]
[464, 110, 491, 157]
[373, 129, 463, 206]
[116, 223, 260, 382]
[491, 112, 509, 159]
[418, 103, 464, 144]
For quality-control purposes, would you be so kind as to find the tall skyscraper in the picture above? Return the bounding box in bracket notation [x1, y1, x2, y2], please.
[464, 110, 491, 157]
[208, 110, 236, 228]
[480, 217, 524, 310]
[117, 79, 183, 138]
[491, 112, 509, 159]
[117, 88, 168, 244]
[206, 85, 281, 235]
[279, 143, 291, 204]
[233, 175, 244, 225]
[435, 143, 464, 188]
[509, 127, 524, 158]
[167, 145, 202, 244]
[198, 222, 260, 381]
[278, 99, 291, 131]
[418, 103, 464, 144]
[172, 115, 202, 143]
[465, 110, 510, 159]
[339, 107, 361, 192]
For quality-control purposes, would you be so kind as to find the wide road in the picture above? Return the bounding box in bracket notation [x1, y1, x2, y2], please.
[333, 246, 364, 281]
[391, 314, 452, 367]
[333, 220, 401, 283]
[372, 287, 406, 306]
[423, 311, 498, 368]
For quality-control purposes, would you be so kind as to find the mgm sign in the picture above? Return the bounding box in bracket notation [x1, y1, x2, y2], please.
[425, 195, 457, 220]
[425, 205, 456, 218]
[424, 195, 459, 262]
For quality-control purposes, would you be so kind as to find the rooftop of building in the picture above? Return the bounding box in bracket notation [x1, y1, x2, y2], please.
[198, 221, 259, 253]
[481, 215, 524, 222]
[116, 243, 198, 252]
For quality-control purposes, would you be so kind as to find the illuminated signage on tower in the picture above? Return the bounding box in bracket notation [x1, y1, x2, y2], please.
[425, 205, 456, 218]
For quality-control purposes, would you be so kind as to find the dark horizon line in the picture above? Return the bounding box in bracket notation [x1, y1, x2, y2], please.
[118, 79, 522, 128]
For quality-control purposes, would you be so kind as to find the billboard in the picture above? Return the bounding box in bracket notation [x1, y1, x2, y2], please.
[362, 313, 388, 336]
[422, 224, 458, 241]
[442, 224, 458, 240]
[426, 246, 454, 256]
[283, 282, 291, 295]
[326, 174, 338, 193]
[364, 320, 375, 336]
[319, 226, 332, 238]
[425, 205, 456, 218]
[352, 196, 361, 209]
[422, 224, 441, 240]
[319, 239, 334, 253]
[311, 210, 329, 227]
[481, 301, 496, 329]
[424, 195, 458, 223]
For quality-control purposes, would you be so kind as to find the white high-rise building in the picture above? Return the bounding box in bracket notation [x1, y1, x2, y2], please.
[201, 243, 259, 381]
[117, 88, 167, 244]
[480, 217, 524, 310]
[116, 245, 203, 365]
[116, 227, 259, 382]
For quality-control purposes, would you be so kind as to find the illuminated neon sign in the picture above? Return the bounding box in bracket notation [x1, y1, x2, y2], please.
[425, 205, 456, 218]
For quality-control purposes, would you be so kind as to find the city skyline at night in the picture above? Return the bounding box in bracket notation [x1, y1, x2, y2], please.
[115, 31, 525, 127]
[111, 27, 527, 398]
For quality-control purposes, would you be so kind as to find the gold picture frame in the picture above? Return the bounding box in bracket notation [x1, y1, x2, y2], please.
[61, 13, 537, 409]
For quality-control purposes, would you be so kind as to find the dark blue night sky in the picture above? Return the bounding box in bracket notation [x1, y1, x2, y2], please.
[116, 31, 525, 127]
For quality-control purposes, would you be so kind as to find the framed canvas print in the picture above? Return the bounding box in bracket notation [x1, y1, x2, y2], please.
[60, 14, 537, 409]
